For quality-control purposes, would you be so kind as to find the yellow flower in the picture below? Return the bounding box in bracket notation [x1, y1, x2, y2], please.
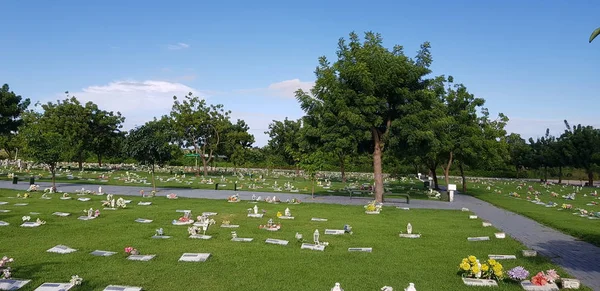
[493, 264, 503, 273]
[494, 270, 503, 277]
[468, 256, 477, 263]
[460, 262, 470, 271]
[481, 264, 489, 272]
[462, 258, 469, 264]
[472, 266, 480, 274]
[487, 259, 497, 266]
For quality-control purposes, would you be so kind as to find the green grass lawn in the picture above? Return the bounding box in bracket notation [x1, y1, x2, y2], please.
[0, 189, 587, 290]
[461, 178, 600, 247]
[0, 168, 434, 200]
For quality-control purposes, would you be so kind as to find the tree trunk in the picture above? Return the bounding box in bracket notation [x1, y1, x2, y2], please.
[311, 177, 315, 199]
[587, 170, 594, 187]
[558, 166, 563, 184]
[97, 154, 103, 167]
[515, 165, 519, 178]
[339, 154, 346, 183]
[194, 146, 200, 176]
[295, 165, 300, 176]
[151, 164, 156, 191]
[372, 128, 384, 202]
[202, 157, 209, 177]
[50, 165, 56, 189]
[428, 166, 439, 190]
[459, 162, 467, 193]
[78, 159, 83, 171]
[543, 166, 548, 182]
[444, 151, 453, 186]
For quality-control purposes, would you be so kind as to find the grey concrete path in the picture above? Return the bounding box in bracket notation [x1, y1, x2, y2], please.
[1, 180, 599, 290]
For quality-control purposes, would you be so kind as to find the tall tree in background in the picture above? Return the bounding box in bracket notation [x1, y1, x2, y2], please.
[506, 133, 531, 178]
[265, 118, 302, 173]
[124, 118, 174, 191]
[87, 102, 125, 166]
[170, 93, 231, 176]
[562, 120, 600, 186]
[18, 110, 69, 189]
[223, 119, 255, 171]
[296, 31, 432, 202]
[0, 84, 30, 157]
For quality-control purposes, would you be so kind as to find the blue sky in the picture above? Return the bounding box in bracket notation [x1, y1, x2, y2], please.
[2, 0, 599, 146]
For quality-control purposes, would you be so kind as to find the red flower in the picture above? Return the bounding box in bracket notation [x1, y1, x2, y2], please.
[531, 272, 548, 286]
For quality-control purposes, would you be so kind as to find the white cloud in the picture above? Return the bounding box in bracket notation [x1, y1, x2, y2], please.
[68, 80, 199, 129]
[236, 79, 314, 99]
[167, 42, 190, 50]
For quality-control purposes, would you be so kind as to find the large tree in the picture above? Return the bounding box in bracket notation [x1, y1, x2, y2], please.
[562, 120, 600, 186]
[170, 93, 231, 176]
[222, 119, 255, 171]
[265, 118, 302, 173]
[124, 118, 174, 191]
[87, 102, 125, 166]
[295, 31, 432, 202]
[0, 84, 30, 156]
[18, 110, 69, 189]
[506, 133, 532, 178]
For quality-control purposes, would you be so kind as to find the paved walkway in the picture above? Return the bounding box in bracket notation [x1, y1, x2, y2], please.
[1, 181, 599, 290]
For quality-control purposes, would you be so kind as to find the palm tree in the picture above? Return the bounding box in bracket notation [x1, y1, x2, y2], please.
[589, 27, 600, 43]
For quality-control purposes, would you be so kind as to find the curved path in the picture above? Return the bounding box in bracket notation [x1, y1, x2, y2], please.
[1, 180, 599, 290]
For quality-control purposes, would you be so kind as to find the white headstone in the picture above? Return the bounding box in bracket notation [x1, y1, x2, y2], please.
[301, 243, 325, 251]
[467, 236, 490, 241]
[134, 218, 153, 223]
[103, 285, 143, 291]
[137, 202, 152, 206]
[520, 280, 559, 291]
[348, 247, 372, 252]
[487, 254, 516, 260]
[462, 278, 498, 287]
[311, 218, 327, 222]
[0, 221, 8, 226]
[324, 229, 345, 235]
[265, 238, 288, 245]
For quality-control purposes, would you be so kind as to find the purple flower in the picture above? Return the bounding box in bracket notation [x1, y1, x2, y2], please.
[507, 266, 530, 281]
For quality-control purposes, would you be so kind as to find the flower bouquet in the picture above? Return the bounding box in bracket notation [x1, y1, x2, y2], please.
[227, 194, 239, 202]
[523, 269, 560, 288]
[364, 200, 382, 214]
[289, 198, 301, 204]
[0, 256, 14, 279]
[70, 275, 83, 286]
[561, 204, 572, 209]
[124, 247, 139, 255]
[458, 256, 504, 286]
[507, 266, 529, 281]
[167, 193, 177, 199]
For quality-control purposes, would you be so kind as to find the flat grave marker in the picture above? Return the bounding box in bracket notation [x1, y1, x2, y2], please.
[301, 243, 325, 251]
[47, 245, 77, 254]
[348, 247, 372, 252]
[0, 279, 31, 290]
[0, 210, 10, 213]
[103, 286, 143, 291]
[90, 250, 117, 257]
[189, 234, 211, 240]
[0, 202, 7, 205]
[311, 218, 327, 222]
[247, 213, 263, 218]
[127, 255, 155, 261]
[77, 216, 96, 221]
[488, 255, 516, 260]
[265, 238, 288, 246]
[33, 282, 74, 291]
[462, 278, 498, 287]
[469, 215, 478, 219]
[77, 198, 91, 202]
[175, 210, 191, 213]
[137, 202, 152, 206]
[231, 237, 253, 242]
[220, 224, 239, 228]
[522, 250, 537, 257]
[202, 212, 218, 216]
[324, 229, 345, 235]
[0, 221, 9, 226]
[520, 280, 559, 291]
[52, 212, 70, 217]
[20, 222, 41, 227]
[178, 253, 211, 262]
[13, 203, 28, 206]
[134, 218, 152, 223]
[467, 236, 490, 241]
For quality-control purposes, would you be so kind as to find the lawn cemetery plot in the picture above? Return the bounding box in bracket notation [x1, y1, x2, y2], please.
[0, 279, 31, 290]
[33, 282, 74, 290]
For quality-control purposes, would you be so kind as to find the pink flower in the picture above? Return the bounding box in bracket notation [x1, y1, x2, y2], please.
[545, 269, 559, 283]
[124, 247, 133, 253]
[532, 272, 548, 286]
